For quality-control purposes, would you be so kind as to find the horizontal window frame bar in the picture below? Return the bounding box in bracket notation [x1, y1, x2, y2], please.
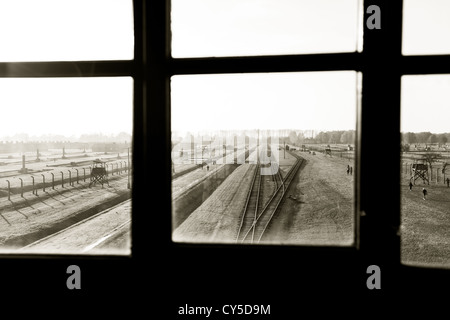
[168, 52, 363, 75]
[0, 61, 134, 78]
[173, 242, 359, 254]
[0, 54, 447, 78]
[401, 55, 450, 75]
[169, 53, 450, 76]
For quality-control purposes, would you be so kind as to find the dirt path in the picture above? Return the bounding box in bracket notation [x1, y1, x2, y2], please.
[262, 151, 355, 245]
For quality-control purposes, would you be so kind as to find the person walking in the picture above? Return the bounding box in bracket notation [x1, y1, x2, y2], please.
[350, 166, 353, 175]
[409, 181, 413, 191]
[347, 165, 350, 175]
[422, 187, 427, 200]
[447, 177, 450, 187]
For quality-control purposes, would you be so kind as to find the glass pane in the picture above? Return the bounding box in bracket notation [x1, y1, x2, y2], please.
[171, 71, 358, 245]
[0, 0, 134, 62]
[0, 77, 132, 255]
[171, 0, 362, 58]
[401, 75, 450, 267]
[403, 0, 450, 55]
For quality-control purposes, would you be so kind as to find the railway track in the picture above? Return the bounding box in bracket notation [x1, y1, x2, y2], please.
[236, 151, 303, 244]
[236, 163, 262, 243]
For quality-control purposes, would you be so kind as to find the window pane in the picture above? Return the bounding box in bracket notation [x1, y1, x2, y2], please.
[403, 0, 450, 55]
[401, 75, 450, 267]
[171, 71, 358, 246]
[171, 0, 362, 58]
[0, 0, 134, 62]
[0, 77, 132, 255]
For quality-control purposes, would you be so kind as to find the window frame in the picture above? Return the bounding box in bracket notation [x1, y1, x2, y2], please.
[0, 0, 447, 297]
[160, 0, 450, 288]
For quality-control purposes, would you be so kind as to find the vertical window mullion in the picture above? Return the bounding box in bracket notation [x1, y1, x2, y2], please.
[359, 0, 402, 266]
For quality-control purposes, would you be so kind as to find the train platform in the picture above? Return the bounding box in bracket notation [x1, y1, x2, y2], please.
[172, 163, 223, 200]
[172, 164, 256, 243]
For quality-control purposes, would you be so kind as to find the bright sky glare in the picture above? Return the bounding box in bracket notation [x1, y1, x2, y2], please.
[171, 0, 362, 57]
[0, 0, 448, 139]
[401, 75, 450, 134]
[403, 0, 450, 55]
[0, 0, 134, 62]
[0, 77, 133, 138]
[0, 1, 133, 139]
[171, 72, 358, 134]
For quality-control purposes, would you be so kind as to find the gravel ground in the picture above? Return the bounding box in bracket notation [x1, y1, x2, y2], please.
[261, 151, 355, 246]
[172, 164, 255, 243]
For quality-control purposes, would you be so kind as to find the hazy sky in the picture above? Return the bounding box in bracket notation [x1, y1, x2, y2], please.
[0, 0, 134, 139]
[0, 77, 133, 138]
[0, 0, 134, 62]
[401, 75, 450, 134]
[401, 1, 450, 133]
[0, 0, 448, 138]
[403, 0, 450, 55]
[172, 0, 362, 57]
[171, 72, 359, 133]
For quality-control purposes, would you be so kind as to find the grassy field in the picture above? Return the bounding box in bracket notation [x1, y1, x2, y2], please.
[401, 171, 450, 268]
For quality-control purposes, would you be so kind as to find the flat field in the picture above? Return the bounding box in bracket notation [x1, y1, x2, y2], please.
[401, 172, 450, 267]
[263, 150, 355, 246]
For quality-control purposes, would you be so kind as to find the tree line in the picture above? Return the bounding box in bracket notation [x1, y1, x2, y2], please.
[401, 132, 449, 146]
[284, 130, 356, 146]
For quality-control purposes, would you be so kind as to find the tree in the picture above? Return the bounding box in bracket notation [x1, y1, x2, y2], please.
[416, 132, 432, 144]
[438, 134, 448, 146]
[402, 132, 417, 145]
[340, 130, 355, 144]
[288, 131, 298, 145]
[315, 131, 330, 144]
[427, 134, 438, 145]
[423, 152, 441, 170]
[329, 131, 342, 144]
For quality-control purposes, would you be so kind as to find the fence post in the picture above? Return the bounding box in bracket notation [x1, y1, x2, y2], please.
[51, 173, 55, 190]
[41, 174, 46, 192]
[83, 168, 86, 182]
[31, 176, 35, 195]
[60, 172, 64, 188]
[32, 176, 38, 195]
[75, 169, 79, 184]
[437, 167, 439, 184]
[68, 170, 72, 186]
[6, 180, 10, 201]
[19, 178, 23, 197]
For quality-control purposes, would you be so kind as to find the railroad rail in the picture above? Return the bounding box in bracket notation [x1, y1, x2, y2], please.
[236, 151, 303, 244]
